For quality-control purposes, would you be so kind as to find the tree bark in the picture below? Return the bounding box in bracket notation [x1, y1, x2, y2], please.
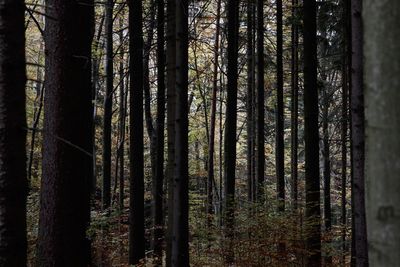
[38, 0, 94, 264]
[129, 0, 145, 264]
[276, 0, 284, 211]
[207, 0, 222, 229]
[170, 0, 189, 265]
[0, 0, 28, 264]
[102, 0, 114, 210]
[303, 0, 321, 265]
[165, 0, 176, 265]
[341, 0, 350, 262]
[350, 0, 368, 265]
[364, 0, 400, 266]
[118, 14, 126, 212]
[290, 0, 299, 211]
[224, 0, 239, 263]
[257, 0, 266, 202]
[153, 0, 166, 261]
[246, 0, 255, 203]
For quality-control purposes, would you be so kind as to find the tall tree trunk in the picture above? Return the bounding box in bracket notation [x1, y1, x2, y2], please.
[350, 0, 368, 265]
[0, 0, 28, 264]
[341, 0, 349, 262]
[129, 0, 145, 263]
[118, 14, 126, 212]
[224, 0, 239, 263]
[207, 0, 222, 228]
[291, 0, 299, 210]
[153, 0, 166, 262]
[322, 85, 332, 265]
[91, 12, 105, 194]
[246, 0, 254, 203]
[165, 0, 176, 265]
[303, 0, 321, 265]
[28, 45, 44, 185]
[365, 0, 400, 265]
[257, 0, 265, 202]
[170, 0, 189, 265]
[102, 0, 114, 210]
[38, 0, 94, 264]
[276, 0, 284, 211]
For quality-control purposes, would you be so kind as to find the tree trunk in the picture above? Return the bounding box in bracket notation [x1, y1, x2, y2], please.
[350, 0, 368, 265]
[153, 0, 166, 262]
[170, 0, 189, 265]
[364, 0, 400, 266]
[303, 0, 321, 265]
[341, 0, 349, 262]
[290, 0, 299, 210]
[129, 0, 145, 264]
[257, 0, 266, 202]
[91, 12, 105, 194]
[322, 84, 332, 265]
[118, 14, 126, 212]
[207, 0, 222, 229]
[276, 0, 284, 211]
[224, 0, 239, 263]
[0, 0, 28, 264]
[165, 0, 176, 265]
[38, 0, 94, 265]
[246, 0, 255, 203]
[102, 0, 114, 210]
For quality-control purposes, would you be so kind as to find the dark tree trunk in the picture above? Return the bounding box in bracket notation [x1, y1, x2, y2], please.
[118, 14, 126, 212]
[165, 0, 176, 264]
[322, 85, 332, 265]
[276, 0, 284, 210]
[91, 13, 105, 194]
[303, 0, 321, 265]
[224, 0, 239, 263]
[257, 0, 265, 202]
[153, 0, 166, 261]
[0, 0, 28, 264]
[341, 0, 349, 262]
[102, 0, 114, 210]
[170, 0, 189, 265]
[350, 0, 368, 265]
[28, 46, 44, 185]
[207, 0, 222, 228]
[290, 0, 299, 210]
[38, 0, 94, 265]
[246, 0, 255, 203]
[129, 0, 145, 264]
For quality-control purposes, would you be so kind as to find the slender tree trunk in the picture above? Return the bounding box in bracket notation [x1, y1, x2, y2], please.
[303, 0, 321, 265]
[153, 0, 166, 262]
[257, 0, 265, 202]
[322, 85, 332, 265]
[0, 0, 28, 264]
[350, 0, 368, 265]
[118, 14, 126, 212]
[246, 0, 254, 203]
[165, 0, 176, 265]
[38, 0, 94, 264]
[364, 1, 400, 265]
[224, 0, 239, 263]
[170, 0, 189, 265]
[207, 0, 222, 229]
[129, 0, 145, 263]
[102, 0, 114, 210]
[341, 0, 349, 262]
[92, 13, 105, 194]
[291, 0, 299, 210]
